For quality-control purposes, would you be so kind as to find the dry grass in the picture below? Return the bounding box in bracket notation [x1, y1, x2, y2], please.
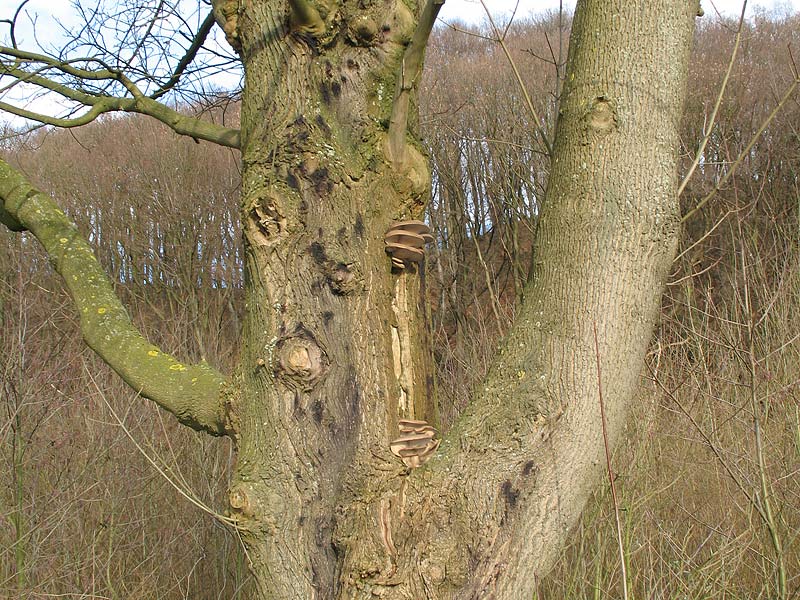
[536, 212, 800, 599]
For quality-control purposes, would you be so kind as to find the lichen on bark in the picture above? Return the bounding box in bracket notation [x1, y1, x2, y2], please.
[0, 158, 232, 436]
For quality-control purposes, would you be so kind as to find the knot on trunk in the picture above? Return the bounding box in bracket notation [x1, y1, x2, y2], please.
[228, 482, 282, 535]
[228, 483, 256, 518]
[385, 143, 431, 201]
[212, 0, 241, 52]
[276, 328, 328, 390]
[328, 261, 359, 294]
[247, 193, 288, 247]
[308, 241, 363, 295]
[378, 1, 415, 47]
[349, 15, 378, 45]
[586, 96, 617, 136]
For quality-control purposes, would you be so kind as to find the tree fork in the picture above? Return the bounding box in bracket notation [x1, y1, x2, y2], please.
[0, 0, 700, 597]
[331, 0, 698, 597]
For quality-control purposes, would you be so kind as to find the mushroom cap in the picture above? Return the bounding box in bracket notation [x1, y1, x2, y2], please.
[390, 435, 433, 453]
[419, 439, 441, 455]
[384, 229, 425, 248]
[390, 219, 430, 235]
[398, 419, 430, 427]
[399, 419, 435, 435]
[389, 418, 440, 467]
[385, 242, 424, 262]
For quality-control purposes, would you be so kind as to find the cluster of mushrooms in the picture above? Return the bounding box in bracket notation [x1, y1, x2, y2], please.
[384, 220, 433, 270]
[389, 419, 440, 468]
[384, 221, 439, 466]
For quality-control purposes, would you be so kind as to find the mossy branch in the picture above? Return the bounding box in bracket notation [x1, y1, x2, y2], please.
[0, 158, 234, 437]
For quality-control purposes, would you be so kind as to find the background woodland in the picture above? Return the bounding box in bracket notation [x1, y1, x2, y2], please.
[2, 11, 800, 599]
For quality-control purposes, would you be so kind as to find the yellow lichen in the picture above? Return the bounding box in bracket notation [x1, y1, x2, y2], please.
[148, 350, 159, 357]
[97, 307, 107, 314]
[169, 363, 187, 372]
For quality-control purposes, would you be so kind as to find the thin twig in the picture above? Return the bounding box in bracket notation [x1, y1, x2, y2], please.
[87, 369, 237, 526]
[593, 322, 629, 600]
[678, 0, 747, 197]
[478, 0, 553, 156]
[739, 234, 787, 600]
[682, 76, 799, 223]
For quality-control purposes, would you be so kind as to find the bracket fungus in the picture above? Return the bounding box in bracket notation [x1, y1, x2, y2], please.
[384, 220, 434, 270]
[389, 419, 440, 468]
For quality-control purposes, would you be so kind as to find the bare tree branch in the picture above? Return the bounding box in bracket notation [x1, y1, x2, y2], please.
[479, 0, 553, 156]
[150, 9, 217, 100]
[0, 49, 241, 146]
[0, 0, 32, 49]
[0, 157, 234, 437]
[682, 75, 799, 223]
[0, 1, 241, 147]
[678, 0, 747, 198]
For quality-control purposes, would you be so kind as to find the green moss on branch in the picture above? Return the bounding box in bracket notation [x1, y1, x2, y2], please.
[0, 158, 234, 437]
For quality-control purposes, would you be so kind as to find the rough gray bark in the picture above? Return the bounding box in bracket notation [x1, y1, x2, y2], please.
[0, 0, 698, 597]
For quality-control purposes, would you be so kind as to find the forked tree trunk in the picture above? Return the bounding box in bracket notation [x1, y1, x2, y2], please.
[223, 0, 698, 597]
[0, 0, 698, 597]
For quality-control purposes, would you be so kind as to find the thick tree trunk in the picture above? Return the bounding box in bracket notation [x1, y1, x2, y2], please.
[0, 0, 698, 596]
[222, 0, 698, 597]
[225, 0, 438, 595]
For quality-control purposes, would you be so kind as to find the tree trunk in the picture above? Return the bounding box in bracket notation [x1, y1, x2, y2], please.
[1, 0, 698, 597]
[222, 0, 698, 597]
[226, 0, 439, 595]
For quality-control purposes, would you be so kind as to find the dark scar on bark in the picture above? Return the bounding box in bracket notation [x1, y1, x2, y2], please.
[501, 480, 519, 509]
[522, 460, 537, 476]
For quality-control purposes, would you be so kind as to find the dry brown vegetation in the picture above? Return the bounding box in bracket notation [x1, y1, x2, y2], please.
[2, 11, 799, 599]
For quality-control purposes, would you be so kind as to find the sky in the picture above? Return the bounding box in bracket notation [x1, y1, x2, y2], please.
[1, 0, 798, 129]
[4, 1, 798, 49]
[3, 0, 800, 34]
[438, 0, 800, 22]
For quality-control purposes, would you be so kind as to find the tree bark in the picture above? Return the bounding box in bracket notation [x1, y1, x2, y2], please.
[1, 0, 698, 597]
[226, 0, 439, 595]
[390, 1, 697, 593]
[226, 0, 696, 597]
